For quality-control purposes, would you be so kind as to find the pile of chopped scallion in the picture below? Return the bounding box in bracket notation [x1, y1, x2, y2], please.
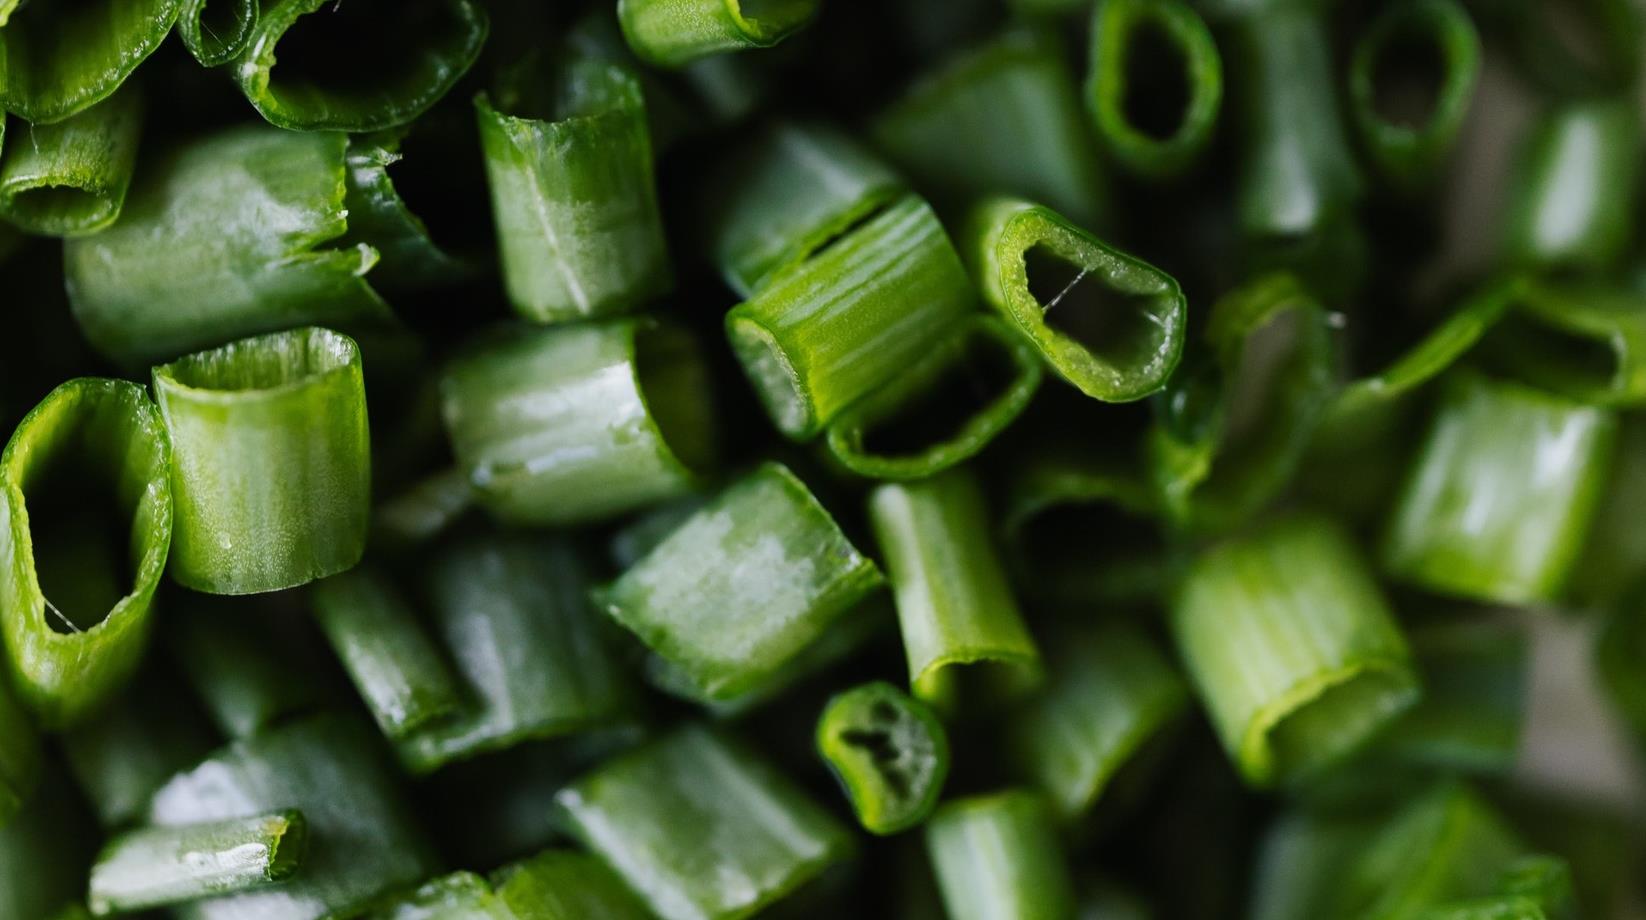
[1, 0, 1645, 917]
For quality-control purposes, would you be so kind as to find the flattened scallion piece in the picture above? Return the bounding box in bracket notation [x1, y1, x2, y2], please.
[816, 681, 950, 835]
[726, 194, 973, 440]
[616, 0, 818, 69]
[0, 86, 142, 236]
[0, 0, 179, 124]
[177, 0, 257, 66]
[1485, 279, 1646, 407]
[824, 315, 1043, 481]
[556, 725, 853, 920]
[0, 378, 171, 728]
[88, 810, 307, 916]
[1382, 373, 1616, 605]
[153, 327, 370, 595]
[1085, 0, 1222, 179]
[440, 318, 714, 526]
[0, 679, 39, 830]
[493, 849, 653, 920]
[924, 790, 1075, 920]
[476, 56, 671, 323]
[231, 0, 488, 131]
[1171, 513, 1420, 788]
[869, 468, 1042, 713]
[596, 463, 884, 704]
[965, 197, 1185, 402]
[1502, 97, 1641, 274]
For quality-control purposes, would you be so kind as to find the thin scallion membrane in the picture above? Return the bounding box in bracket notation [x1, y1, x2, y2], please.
[1502, 98, 1641, 274]
[476, 56, 671, 323]
[0, 86, 142, 236]
[824, 315, 1043, 481]
[61, 673, 216, 828]
[1484, 279, 1646, 407]
[440, 318, 714, 526]
[1382, 373, 1616, 605]
[596, 463, 883, 704]
[88, 810, 307, 916]
[493, 849, 653, 920]
[1369, 619, 1527, 775]
[0, 378, 171, 728]
[0, 680, 37, 830]
[177, 0, 257, 66]
[0, 0, 179, 124]
[924, 790, 1075, 920]
[816, 681, 950, 835]
[1085, 0, 1222, 179]
[965, 197, 1186, 402]
[726, 194, 973, 440]
[556, 725, 853, 920]
[231, 0, 487, 131]
[168, 604, 325, 740]
[154, 327, 370, 595]
[616, 0, 818, 68]
[1171, 513, 1420, 788]
[869, 468, 1042, 713]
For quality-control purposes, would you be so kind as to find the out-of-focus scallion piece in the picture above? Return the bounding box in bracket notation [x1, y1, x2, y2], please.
[440, 318, 714, 526]
[153, 327, 370, 595]
[1485, 279, 1646, 407]
[0, 680, 39, 830]
[177, 0, 257, 66]
[596, 463, 883, 703]
[0, 775, 97, 920]
[1085, 0, 1222, 179]
[1505, 0, 1642, 97]
[0, 87, 143, 236]
[1171, 513, 1420, 788]
[816, 681, 950, 835]
[88, 810, 307, 916]
[493, 849, 654, 920]
[1572, 417, 1646, 607]
[1420, 856, 1579, 919]
[476, 56, 671, 323]
[924, 790, 1075, 920]
[965, 197, 1186, 402]
[1382, 373, 1616, 605]
[62, 675, 216, 829]
[869, 468, 1042, 713]
[231, 0, 487, 131]
[616, 0, 818, 69]
[0, 0, 179, 124]
[168, 604, 325, 740]
[0, 378, 171, 728]
[1369, 619, 1527, 775]
[371, 467, 473, 554]
[726, 194, 973, 440]
[824, 315, 1043, 481]
[1502, 98, 1641, 274]
[360, 871, 502, 919]
[556, 725, 854, 920]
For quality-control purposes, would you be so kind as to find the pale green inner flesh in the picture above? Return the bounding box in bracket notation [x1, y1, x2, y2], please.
[163, 328, 352, 392]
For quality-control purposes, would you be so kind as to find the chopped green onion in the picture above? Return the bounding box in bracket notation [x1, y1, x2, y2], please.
[824, 315, 1044, 481]
[596, 462, 883, 703]
[1382, 373, 1616, 605]
[0, 378, 171, 728]
[1008, 625, 1187, 819]
[342, 134, 475, 295]
[1504, 0, 1641, 97]
[88, 810, 307, 916]
[616, 0, 817, 69]
[61, 674, 215, 829]
[439, 318, 714, 526]
[964, 196, 1186, 402]
[1249, 809, 1380, 920]
[476, 56, 671, 323]
[556, 725, 853, 920]
[230, 0, 487, 131]
[153, 327, 370, 595]
[1485, 279, 1646, 407]
[1369, 619, 1527, 775]
[0, 775, 96, 920]
[0, 679, 38, 830]
[726, 194, 973, 440]
[1420, 856, 1578, 919]
[868, 468, 1042, 712]
[493, 849, 653, 920]
[168, 603, 324, 740]
[1502, 98, 1641, 274]
[176, 0, 256, 66]
[361, 871, 503, 919]
[371, 467, 473, 554]
[0, 0, 179, 124]
[606, 495, 706, 572]
[0, 86, 142, 236]
[874, 30, 1108, 229]
[924, 790, 1076, 920]
[1084, 0, 1222, 179]
[1572, 416, 1646, 607]
[816, 680, 950, 835]
[1171, 513, 1420, 787]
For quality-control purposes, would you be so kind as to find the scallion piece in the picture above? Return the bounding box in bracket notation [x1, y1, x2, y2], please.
[371, 467, 473, 554]
[1421, 856, 1578, 919]
[924, 790, 1075, 920]
[230, 0, 487, 131]
[0, 86, 142, 236]
[0, 0, 179, 124]
[1171, 513, 1420, 788]
[0, 378, 171, 728]
[1369, 619, 1526, 775]
[476, 56, 671, 323]
[1485, 279, 1646, 407]
[0, 775, 96, 920]
[824, 315, 1044, 481]
[964, 197, 1186, 402]
[1502, 98, 1641, 274]
[439, 318, 714, 526]
[1571, 416, 1646, 607]
[61, 675, 215, 829]
[0, 680, 38, 830]
[1085, 0, 1222, 179]
[816, 681, 950, 835]
[153, 327, 370, 595]
[168, 605, 324, 740]
[88, 810, 307, 916]
[726, 194, 973, 440]
[616, 0, 818, 69]
[177, 0, 257, 66]
[361, 871, 502, 919]
[493, 849, 653, 920]
[555, 725, 854, 920]
[596, 462, 883, 703]
[1008, 625, 1187, 820]
[868, 468, 1042, 712]
[342, 134, 474, 295]
[1382, 373, 1616, 605]
[1505, 0, 1641, 97]
[874, 30, 1108, 229]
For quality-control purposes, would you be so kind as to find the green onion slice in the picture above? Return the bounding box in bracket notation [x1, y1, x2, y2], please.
[342, 133, 475, 295]
[1369, 618, 1527, 775]
[1502, 98, 1641, 274]
[616, 0, 818, 69]
[924, 790, 1076, 920]
[61, 674, 215, 829]
[816, 681, 950, 835]
[177, 0, 257, 66]
[167, 603, 325, 740]
[371, 466, 473, 554]
[361, 871, 503, 919]
[0, 0, 179, 124]
[0, 679, 38, 831]
[1085, 0, 1223, 179]
[1485, 278, 1646, 407]
[0, 86, 142, 237]
[88, 810, 307, 916]
[493, 849, 654, 920]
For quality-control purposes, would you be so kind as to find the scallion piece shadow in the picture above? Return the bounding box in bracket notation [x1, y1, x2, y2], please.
[924, 790, 1075, 920]
[1502, 98, 1641, 274]
[88, 810, 307, 916]
[817, 681, 950, 835]
[1085, 0, 1222, 180]
[177, 0, 257, 66]
[616, 0, 818, 69]
[0, 86, 142, 236]
[0, 0, 179, 124]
